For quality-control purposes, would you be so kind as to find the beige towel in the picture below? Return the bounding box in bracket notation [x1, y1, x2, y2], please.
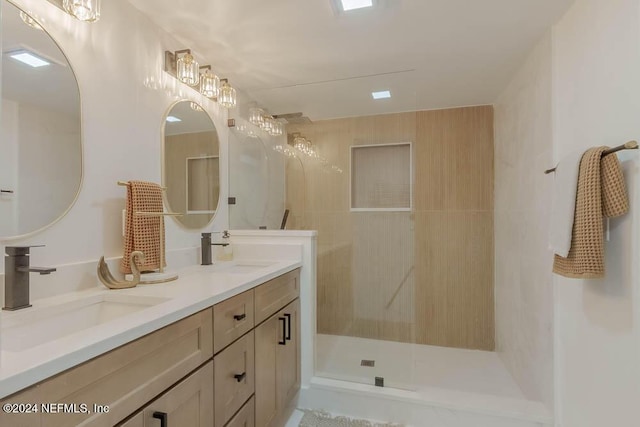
[553, 147, 629, 278]
[120, 181, 165, 274]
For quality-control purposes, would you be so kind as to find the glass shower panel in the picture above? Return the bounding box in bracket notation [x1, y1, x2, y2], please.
[283, 114, 418, 391]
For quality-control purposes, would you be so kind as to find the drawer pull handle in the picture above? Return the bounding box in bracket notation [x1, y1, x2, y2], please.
[233, 313, 246, 321]
[284, 313, 292, 341]
[278, 317, 287, 345]
[152, 411, 168, 427]
[234, 372, 247, 382]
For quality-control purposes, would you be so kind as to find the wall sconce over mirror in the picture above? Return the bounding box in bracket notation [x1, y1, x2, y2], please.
[219, 79, 237, 109]
[165, 49, 199, 86]
[199, 65, 220, 99]
[249, 107, 284, 136]
[164, 50, 236, 108]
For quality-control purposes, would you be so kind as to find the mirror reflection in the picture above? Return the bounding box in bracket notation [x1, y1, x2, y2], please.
[163, 101, 220, 229]
[0, 0, 82, 239]
[229, 134, 269, 229]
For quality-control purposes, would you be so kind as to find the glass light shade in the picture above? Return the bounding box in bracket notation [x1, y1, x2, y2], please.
[177, 53, 199, 86]
[190, 102, 204, 112]
[269, 121, 284, 136]
[261, 116, 274, 133]
[19, 11, 43, 30]
[249, 108, 265, 127]
[63, 0, 100, 22]
[219, 81, 236, 108]
[200, 69, 220, 98]
[294, 136, 311, 154]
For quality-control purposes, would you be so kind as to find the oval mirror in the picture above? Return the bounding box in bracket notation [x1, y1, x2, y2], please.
[0, 1, 82, 239]
[162, 101, 220, 229]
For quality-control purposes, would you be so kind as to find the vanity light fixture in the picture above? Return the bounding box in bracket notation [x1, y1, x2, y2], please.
[199, 66, 220, 99]
[164, 49, 199, 86]
[249, 107, 266, 127]
[372, 90, 391, 99]
[219, 79, 237, 109]
[340, 0, 373, 11]
[19, 11, 43, 30]
[8, 49, 50, 68]
[166, 116, 182, 122]
[63, 0, 101, 22]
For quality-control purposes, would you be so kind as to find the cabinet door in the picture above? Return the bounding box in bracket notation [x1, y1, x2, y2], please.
[255, 314, 280, 427]
[141, 361, 213, 427]
[255, 299, 300, 427]
[277, 299, 301, 411]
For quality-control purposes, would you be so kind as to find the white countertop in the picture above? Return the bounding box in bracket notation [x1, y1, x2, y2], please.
[0, 259, 301, 398]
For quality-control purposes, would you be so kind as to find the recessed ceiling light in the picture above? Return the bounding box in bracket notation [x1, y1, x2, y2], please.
[8, 50, 50, 68]
[166, 116, 182, 122]
[372, 90, 391, 99]
[340, 0, 373, 11]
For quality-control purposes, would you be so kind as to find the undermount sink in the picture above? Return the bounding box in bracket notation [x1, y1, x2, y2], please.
[1, 293, 169, 352]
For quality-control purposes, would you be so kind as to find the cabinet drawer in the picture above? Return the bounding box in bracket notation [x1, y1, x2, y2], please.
[117, 362, 214, 427]
[214, 289, 254, 353]
[225, 396, 255, 427]
[254, 269, 300, 325]
[141, 361, 213, 427]
[214, 331, 255, 427]
[0, 309, 213, 427]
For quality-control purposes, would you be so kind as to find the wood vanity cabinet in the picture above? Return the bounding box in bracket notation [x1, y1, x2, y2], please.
[0, 308, 213, 427]
[0, 268, 301, 427]
[214, 268, 300, 427]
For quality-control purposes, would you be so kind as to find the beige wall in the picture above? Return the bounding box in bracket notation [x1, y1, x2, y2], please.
[287, 106, 494, 350]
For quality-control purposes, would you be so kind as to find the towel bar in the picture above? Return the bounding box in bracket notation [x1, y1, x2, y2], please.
[117, 180, 167, 190]
[544, 140, 638, 174]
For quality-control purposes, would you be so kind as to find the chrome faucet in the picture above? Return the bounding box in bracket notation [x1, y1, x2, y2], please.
[201, 231, 230, 265]
[3, 246, 56, 311]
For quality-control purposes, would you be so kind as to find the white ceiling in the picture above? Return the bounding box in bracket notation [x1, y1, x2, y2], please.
[128, 0, 574, 121]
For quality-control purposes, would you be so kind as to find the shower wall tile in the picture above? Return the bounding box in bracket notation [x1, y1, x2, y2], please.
[414, 211, 495, 350]
[415, 107, 494, 212]
[494, 32, 554, 409]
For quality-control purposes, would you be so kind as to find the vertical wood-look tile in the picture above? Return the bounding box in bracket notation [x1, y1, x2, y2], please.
[287, 107, 494, 350]
[415, 106, 493, 211]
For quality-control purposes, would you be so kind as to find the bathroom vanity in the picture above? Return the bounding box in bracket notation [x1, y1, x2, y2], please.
[0, 263, 301, 427]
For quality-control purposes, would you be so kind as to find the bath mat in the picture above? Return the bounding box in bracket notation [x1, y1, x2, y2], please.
[299, 410, 403, 427]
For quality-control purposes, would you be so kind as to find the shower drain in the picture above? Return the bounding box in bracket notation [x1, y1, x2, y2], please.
[360, 359, 375, 367]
